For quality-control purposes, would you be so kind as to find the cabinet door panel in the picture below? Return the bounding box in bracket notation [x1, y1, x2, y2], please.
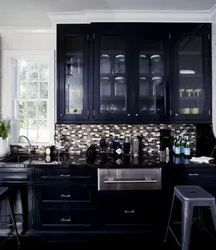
[57, 25, 90, 122]
[94, 33, 132, 121]
[172, 32, 211, 122]
[135, 37, 169, 122]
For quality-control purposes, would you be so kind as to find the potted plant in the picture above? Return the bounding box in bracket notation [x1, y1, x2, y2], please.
[0, 120, 10, 157]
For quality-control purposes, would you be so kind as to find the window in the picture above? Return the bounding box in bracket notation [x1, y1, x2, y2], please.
[3, 51, 54, 144]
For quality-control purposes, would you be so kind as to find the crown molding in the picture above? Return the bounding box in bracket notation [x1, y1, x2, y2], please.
[48, 7, 216, 24]
[0, 27, 55, 35]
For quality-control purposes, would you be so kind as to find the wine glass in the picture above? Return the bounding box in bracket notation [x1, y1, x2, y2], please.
[179, 89, 185, 97]
[186, 89, 193, 97]
[194, 89, 202, 97]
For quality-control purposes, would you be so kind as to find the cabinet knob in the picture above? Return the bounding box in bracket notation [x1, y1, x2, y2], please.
[188, 173, 199, 176]
[127, 114, 130, 116]
[135, 114, 138, 117]
[124, 210, 135, 214]
[175, 114, 178, 116]
[60, 114, 63, 117]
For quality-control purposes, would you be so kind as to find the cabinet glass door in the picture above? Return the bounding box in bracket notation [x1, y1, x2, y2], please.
[137, 38, 167, 119]
[173, 35, 210, 121]
[58, 32, 89, 122]
[94, 35, 130, 120]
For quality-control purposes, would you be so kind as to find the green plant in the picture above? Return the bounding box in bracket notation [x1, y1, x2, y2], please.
[0, 121, 10, 140]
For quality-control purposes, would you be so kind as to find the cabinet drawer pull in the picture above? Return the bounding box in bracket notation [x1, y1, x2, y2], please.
[60, 194, 71, 198]
[61, 218, 71, 222]
[188, 173, 199, 176]
[60, 174, 70, 177]
[124, 210, 135, 214]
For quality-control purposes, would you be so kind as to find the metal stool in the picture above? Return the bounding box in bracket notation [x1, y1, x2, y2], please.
[164, 185, 216, 250]
[0, 187, 20, 248]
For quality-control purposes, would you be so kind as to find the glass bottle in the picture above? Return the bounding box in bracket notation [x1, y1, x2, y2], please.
[180, 135, 185, 155]
[184, 136, 191, 157]
[114, 55, 125, 74]
[123, 137, 130, 155]
[175, 136, 180, 156]
[100, 77, 111, 97]
[132, 136, 139, 157]
[139, 54, 149, 75]
[172, 134, 176, 153]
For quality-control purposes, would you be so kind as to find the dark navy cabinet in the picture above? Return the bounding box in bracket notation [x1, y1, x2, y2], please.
[57, 23, 211, 124]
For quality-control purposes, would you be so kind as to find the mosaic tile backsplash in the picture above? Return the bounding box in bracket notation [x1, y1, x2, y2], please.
[54, 124, 196, 155]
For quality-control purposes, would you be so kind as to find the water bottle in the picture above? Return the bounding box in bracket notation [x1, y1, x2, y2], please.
[132, 136, 139, 157]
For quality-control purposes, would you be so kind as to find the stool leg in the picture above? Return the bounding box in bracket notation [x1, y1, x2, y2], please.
[209, 201, 216, 234]
[7, 198, 20, 247]
[164, 193, 175, 243]
[181, 201, 193, 250]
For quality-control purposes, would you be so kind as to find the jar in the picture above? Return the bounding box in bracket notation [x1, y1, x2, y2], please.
[114, 77, 126, 96]
[139, 77, 149, 96]
[100, 77, 111, 97]
[100, 54, 111, 74]
[139, 54, 149, 75]
[152, 76, 163, 96]
[114, 55, 125, 74]
[150, 54, 164, 76]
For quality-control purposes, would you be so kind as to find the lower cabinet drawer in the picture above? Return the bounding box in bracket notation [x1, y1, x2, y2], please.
[36, 208, 96, 230]
[36, 185, 97, 207]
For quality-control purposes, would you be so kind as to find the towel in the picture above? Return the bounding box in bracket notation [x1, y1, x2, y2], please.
[190, 156, 214, 164]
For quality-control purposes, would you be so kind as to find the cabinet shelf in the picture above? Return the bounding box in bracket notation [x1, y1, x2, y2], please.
[100, 96, 126, 102]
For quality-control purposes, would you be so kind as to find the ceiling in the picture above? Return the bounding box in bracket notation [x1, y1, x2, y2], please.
[0, 0, 215, 28]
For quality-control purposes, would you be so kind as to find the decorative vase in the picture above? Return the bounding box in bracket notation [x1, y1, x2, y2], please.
[0, 137, 10, 157]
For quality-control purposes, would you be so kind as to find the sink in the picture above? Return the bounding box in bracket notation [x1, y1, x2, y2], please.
[1, 155, 33, 163]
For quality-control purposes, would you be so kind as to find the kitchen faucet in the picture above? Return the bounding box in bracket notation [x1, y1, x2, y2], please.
[19, 135, 32, 154]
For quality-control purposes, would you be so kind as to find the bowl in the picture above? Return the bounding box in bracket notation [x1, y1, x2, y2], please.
[190, 108, 199, 114]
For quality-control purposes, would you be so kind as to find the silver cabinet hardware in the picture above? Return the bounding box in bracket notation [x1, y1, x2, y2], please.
[60, 114, 63, 117]
[188, 173, 199, 176]
[60, 194, 71, 198]
[87, 34, 89, 40]
[135, 114, 138, 116]
[175, 114, 178, 116]
[93, 33, 95, 39]
[124, 210, 135, 214]
[170, 110, 172, 115]
[61, 218, 71, 222]
[60, 174, 70, 177]
[93, 110, 96, 116]
[209, 110, 211, 115]
[169, 33, 171, 39]
[104, 179, 157, 184]
[127, 114, 130, 116]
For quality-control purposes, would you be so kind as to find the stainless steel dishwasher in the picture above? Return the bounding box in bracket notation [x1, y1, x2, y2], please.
[98, 168, 161, 191]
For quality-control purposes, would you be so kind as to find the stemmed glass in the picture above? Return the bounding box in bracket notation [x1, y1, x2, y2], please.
[179, 89, 185, 97]
[186, 89, 193, 97]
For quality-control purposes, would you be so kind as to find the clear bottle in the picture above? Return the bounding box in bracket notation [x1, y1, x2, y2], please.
[180, 135, 185, 155]
[172, 134, 177, 153]
[132, 136, 139, 157]
[114, 77, 126, 96]
[175, 136, 181, 156]
[184, 136, 191, 157]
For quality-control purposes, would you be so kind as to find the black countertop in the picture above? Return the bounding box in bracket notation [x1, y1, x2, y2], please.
[0, 152, 215, 168]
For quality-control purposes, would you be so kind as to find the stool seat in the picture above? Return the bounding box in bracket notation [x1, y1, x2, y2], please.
[0, 187, 8, 197]
[175, 185, 215, 202]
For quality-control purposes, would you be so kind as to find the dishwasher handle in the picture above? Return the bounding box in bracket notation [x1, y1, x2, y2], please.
[104, 179, 158, 184]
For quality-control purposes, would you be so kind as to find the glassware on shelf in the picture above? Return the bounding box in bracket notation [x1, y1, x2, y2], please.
[179, 89, 185, 97]
[139, 77, 149, 96]
[190, 108, 199, 114]
[186, 89, 193, 97]
[114, 77, 126, 96]
[139, 54, 149, 75]
[152, 76, 163, 96]
[150, 54, 163, 76]
[114, 55, 125, 74]
[66, 58, 74, 76]
[100, 77, 111, 97]
[194, 89, 202, 97]
[100, 54, 111, 74]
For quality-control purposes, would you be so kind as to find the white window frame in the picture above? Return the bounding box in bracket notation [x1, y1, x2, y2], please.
[2, 50, 55, 145]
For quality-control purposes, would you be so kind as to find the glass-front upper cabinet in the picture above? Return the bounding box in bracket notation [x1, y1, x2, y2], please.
[57, 25, 89, 122]
[94, 33, 131, 121]
[134, 35, 169, 121]
[172, 31, 211, 122]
